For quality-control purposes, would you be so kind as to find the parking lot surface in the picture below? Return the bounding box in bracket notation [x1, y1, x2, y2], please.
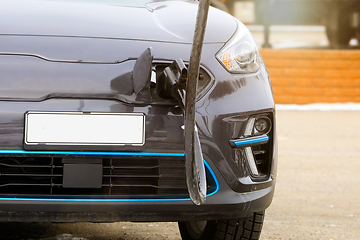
[261, 110, 360, 239]
[0, 110, 359, 239]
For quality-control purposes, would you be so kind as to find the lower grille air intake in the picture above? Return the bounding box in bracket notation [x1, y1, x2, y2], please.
[0, 155, 215, 198]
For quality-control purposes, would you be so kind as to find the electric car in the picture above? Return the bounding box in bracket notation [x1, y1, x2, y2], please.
[0, 0, 276, 239]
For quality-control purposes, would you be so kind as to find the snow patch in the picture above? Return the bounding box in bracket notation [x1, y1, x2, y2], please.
[276, 103, 360, 111]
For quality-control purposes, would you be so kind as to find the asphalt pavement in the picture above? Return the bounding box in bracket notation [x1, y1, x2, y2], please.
[261, 110, 360, 239]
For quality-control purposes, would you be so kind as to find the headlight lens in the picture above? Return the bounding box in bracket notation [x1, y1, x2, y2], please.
[216, 22, 260, 74]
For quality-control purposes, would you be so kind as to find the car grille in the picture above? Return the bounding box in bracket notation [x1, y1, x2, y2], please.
[0, 155, 214, 198]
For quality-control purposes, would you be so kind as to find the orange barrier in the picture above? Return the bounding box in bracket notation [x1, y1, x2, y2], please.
[260, 49, 360, 104]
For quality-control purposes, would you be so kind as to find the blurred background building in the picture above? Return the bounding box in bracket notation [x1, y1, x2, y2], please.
[211, 0, 360, 49]
[210, 0, 360, 104]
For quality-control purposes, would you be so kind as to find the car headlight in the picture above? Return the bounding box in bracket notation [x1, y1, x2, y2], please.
[216, 22, 260, 74]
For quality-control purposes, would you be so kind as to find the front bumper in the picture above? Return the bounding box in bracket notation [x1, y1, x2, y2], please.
[0, 157, 275, 222]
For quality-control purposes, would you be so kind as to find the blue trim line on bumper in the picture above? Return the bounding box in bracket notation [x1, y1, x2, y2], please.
[233, 136, 269, 146]
[0, 150, 185, 157]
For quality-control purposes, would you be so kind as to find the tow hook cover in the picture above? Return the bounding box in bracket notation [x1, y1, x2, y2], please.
[63, 159, 103, 188]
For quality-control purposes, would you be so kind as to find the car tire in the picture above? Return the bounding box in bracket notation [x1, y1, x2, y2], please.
[178, 211, 265, 240]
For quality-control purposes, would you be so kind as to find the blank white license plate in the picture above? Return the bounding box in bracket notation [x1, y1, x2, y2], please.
[24, 111, 145, 146]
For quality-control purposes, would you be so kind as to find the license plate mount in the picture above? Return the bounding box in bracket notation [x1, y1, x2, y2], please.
[24, 111, 145, 147]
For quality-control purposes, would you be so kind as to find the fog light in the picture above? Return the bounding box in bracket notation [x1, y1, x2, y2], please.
[254, 117, 271, 135]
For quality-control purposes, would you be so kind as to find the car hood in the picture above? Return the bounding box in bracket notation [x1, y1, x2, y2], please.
[0, 0, 237, 44]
